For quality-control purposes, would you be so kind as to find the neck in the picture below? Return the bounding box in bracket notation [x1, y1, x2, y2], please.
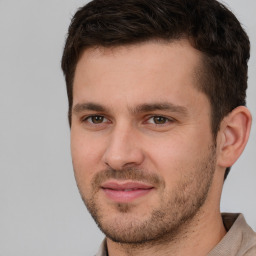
[106, 208, 226, 256]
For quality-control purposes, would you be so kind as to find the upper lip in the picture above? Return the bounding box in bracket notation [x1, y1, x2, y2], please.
[101, 181, 154, 190]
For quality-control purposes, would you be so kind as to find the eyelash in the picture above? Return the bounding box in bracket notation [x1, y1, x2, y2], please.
[146, 116, 173, 125]
[82, 114, 174, 126]
[82, 115, 109, 124]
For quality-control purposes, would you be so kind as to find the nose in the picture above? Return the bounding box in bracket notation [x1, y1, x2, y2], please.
[102, 125, 145, 170]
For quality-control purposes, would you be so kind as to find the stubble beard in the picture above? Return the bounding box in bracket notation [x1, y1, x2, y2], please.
[76, 145, 216, 245]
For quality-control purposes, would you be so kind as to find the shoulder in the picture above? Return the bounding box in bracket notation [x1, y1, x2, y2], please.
[208, 213, 256, 256]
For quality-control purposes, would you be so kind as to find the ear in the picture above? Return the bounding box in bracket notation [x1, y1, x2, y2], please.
[217, 106, 252, 168]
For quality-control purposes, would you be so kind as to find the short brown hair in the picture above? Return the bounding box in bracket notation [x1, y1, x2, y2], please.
[61, 0, 250, 179]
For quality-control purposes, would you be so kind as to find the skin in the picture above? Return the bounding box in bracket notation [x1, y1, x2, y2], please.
[70, 40, 251, 256]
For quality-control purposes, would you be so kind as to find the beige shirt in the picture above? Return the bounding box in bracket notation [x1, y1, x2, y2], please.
[95, 213, 256, 256]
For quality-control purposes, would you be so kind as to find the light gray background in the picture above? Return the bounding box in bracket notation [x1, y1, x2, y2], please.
[0, 0, 255, 255]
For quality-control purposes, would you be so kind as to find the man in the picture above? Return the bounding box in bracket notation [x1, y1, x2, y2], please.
[61, 0, 256, 255]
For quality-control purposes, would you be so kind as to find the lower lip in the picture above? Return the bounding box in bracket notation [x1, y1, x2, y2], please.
[102, 188, 153, 203]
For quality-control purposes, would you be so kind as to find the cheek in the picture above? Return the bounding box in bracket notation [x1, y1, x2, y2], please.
[146, 133, 210, 181]
[71, 130, 105, 187]
[71, 127, 105, 162]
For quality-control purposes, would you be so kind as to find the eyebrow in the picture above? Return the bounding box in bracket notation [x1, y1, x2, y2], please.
[130, 103, 188, 116]
[73, 101, 188, 116]
[72, 102, 109, 114]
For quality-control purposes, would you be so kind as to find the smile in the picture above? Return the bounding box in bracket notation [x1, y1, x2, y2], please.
[101, 181, 154, 203]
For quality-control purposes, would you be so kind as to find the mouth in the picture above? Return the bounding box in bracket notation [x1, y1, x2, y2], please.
[101, 181, 154, 203]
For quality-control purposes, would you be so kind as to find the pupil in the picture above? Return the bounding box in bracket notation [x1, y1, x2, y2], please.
[92, 116, 103, 123]
[154, 116, 166, 124]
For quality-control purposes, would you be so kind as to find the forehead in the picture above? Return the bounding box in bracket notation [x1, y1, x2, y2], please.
[75, 39, 202, 76]
[73, 40, 207, 111]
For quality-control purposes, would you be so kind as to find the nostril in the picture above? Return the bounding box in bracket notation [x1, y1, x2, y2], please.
[103, 148, 145, 171]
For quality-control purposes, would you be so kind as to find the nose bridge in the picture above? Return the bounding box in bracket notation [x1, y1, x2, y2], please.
[103, 121, 144, 170]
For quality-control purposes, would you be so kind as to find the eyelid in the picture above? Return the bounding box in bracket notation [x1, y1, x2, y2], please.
[144, 115, 175, 125]
[82, 114, 111, 124]
[80, 114, 175, 127]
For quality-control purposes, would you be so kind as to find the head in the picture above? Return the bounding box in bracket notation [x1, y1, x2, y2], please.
[62, 0, 249, 132]
[61, 0, 251, 245]
[61, 0, 250, 180]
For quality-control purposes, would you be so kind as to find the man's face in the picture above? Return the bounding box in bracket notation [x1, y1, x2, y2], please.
[71, 40, 217, 243]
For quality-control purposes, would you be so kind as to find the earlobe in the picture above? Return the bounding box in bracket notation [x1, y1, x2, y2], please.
[217, 106, 252, 168]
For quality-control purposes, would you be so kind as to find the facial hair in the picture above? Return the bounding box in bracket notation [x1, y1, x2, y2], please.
[76, 145, 216, 245]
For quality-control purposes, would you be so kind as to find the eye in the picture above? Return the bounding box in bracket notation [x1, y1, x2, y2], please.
[147, 116, 170, 125]
[84, 115, 108, 124]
